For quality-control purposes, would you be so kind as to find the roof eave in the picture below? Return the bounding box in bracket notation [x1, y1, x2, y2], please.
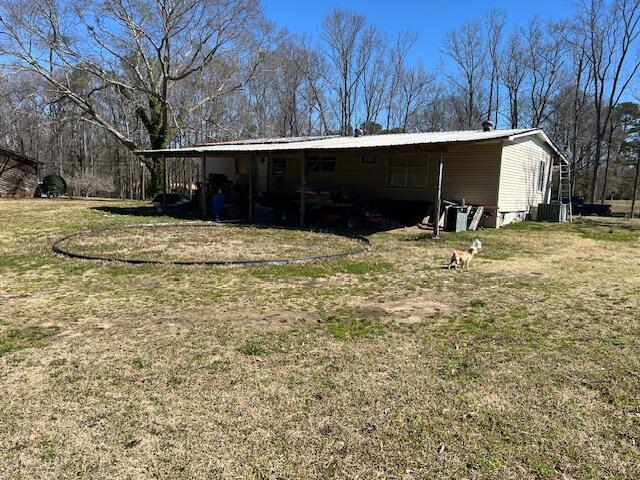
[134, 149, 204, 158]
[506, 129, 568, 163]
[135, 136, 512, 158]
[0, 147, 41, 166]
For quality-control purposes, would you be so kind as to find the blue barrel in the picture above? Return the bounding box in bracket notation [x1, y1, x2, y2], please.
[212, 193, 226, 217]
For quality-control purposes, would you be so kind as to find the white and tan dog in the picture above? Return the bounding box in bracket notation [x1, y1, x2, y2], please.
[449, 239, 482, 270]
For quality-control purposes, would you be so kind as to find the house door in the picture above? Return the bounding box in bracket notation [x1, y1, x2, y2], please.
[256, 157, 268, 192]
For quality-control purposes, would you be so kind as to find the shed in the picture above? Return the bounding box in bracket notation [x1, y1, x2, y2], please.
[136, 127, 568, 231]
[0, 147, 40, 198]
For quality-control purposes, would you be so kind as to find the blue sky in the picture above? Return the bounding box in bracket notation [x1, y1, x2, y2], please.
[264, 0, 577, 68]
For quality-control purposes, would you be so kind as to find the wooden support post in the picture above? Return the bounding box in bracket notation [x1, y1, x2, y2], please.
[248, 154, 254, 222]
[300, 151, 306, 227]
[631, 144, 640, 219]
[138, 156, 146, 200]
[434, 149, 444, 237]
[566, 160, 573, 222]
[162, 155, 167, 215]
[556, 160, 561, 204]
[201, 152, 207, 218]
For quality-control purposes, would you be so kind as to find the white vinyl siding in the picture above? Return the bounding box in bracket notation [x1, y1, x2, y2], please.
[498, 137, 552, 212]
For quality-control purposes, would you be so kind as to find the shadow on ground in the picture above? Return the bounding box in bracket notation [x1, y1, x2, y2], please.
[91, 204, 421, 239]
[92, 205, 199, 220]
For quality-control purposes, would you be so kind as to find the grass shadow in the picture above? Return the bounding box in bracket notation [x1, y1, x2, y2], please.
[92, 205, 199, 220]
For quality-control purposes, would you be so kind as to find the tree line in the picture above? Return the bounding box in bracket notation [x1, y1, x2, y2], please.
[0, 0, 639, 203]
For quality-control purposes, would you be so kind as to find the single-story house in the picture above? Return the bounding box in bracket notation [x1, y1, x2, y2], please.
[136, 125, 568, 230]
[0, 147, 40, 198]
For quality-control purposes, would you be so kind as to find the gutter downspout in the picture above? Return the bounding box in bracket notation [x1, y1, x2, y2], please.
[434, 149, 444, 238]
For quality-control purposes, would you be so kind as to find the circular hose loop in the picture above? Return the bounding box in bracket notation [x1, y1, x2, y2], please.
[51, 222, 371, 267]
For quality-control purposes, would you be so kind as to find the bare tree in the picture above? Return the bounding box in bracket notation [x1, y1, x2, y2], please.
[395, 64, 434, 133]
[298, 44, 332, 135]
[384, 31, 419, 132]
[320, 9, 378, 135]
[566, 32, 594, 196]
[69, 170, 114, 197]
[524, 18, 567, 127]
[251, 34, 314, 138]
[411, 82, 448, 132]
[443, 20, 487, 129]
[577, 0, 640, 202]
[501, 31, 528, 128]
[485, 10, 507, 125]
[0, 0, 269, 193]
[359, 37, 388, 134]
[2, 0, 640, 204]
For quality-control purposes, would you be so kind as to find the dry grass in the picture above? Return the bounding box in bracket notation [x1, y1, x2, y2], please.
[609, 199, 639, 216]
[1, 199, 640, 479]
[55, 224, 362, 263]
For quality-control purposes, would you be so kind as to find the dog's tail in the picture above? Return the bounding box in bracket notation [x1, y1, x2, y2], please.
[471, 239, 482, 251]
[449, 251, 460, 269]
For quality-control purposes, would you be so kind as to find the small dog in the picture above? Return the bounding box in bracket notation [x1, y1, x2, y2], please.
[449, 239, 482, 270]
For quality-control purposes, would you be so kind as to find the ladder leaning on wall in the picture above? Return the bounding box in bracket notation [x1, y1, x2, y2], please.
[557, 161, 573, 222]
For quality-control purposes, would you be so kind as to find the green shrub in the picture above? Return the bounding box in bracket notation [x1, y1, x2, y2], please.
[41, 174, 67, 197]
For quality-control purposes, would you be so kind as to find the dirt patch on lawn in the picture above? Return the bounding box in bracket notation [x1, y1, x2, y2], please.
[382, 298, 453, 323]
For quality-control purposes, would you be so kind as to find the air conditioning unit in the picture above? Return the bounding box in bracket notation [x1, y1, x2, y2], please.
[536, 203, 567, 222]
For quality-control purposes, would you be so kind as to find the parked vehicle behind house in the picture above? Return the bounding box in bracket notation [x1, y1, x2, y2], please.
[562, 196, 612, 216]
[152, 193, 191, 214]
[580, 203, 612, 216]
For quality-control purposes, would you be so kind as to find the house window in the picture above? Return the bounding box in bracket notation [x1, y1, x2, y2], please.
[306, 157, 336, 173]
[272, 158, 286, 176]
[361, 154, 377, 164]
[387, 155, 428, 189]
[537, 160, 546, 192]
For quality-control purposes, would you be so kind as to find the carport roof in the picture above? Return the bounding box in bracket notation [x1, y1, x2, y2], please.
[135, 128, 566, 160]
[0, 147, 41, 167]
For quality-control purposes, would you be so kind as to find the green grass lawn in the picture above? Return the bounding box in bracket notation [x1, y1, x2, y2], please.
[1, 199, 640, 479]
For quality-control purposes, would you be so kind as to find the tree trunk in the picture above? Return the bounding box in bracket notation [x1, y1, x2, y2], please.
[631, 147, 640, 219]
[589, 143, 600, 203]
[600, 120, 615, 203]
[600, 141, 612, 203]
[137, 96, 170, 195]
[146, 158, 166, 196]
[590, 116, 603, 204]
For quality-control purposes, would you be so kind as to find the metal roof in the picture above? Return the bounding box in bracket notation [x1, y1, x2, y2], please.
[0, 147, 41, 166]
[135, 128, 565, 160]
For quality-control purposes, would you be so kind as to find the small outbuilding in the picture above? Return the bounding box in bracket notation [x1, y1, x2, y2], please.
[137, 126, 568, 230]
[0, 147, 40, 198]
